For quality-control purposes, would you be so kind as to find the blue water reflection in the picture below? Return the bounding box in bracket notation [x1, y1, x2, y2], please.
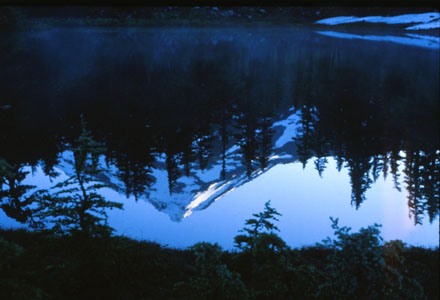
[0, 25, 438, 249]
[3, 157, 436, 250]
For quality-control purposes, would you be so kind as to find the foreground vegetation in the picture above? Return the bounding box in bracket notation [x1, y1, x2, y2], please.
[1, 202, 438, 300]
[1, 6, 438, 299]
[1, 119, 437, 299]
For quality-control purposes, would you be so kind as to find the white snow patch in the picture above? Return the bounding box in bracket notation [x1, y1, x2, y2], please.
[177, 175, 196, 185]
[316, 16, 361, 25]
[184, 181, 230, 218]
[406, 20, 440, 30]
[272, 112, 300, 127]
[220, 187, 236, 198]
[58, 151, 75, 175]
[176, 176, 201, 194]
[272, 112, 301, 148]
[269, 154, 294, 161]
[155, 153, 167, 163]
[316, 31, 440, 49]
[194, 163, 223, 182]
[225, 144, 240, 155]
[224, 162, 242, 172]
[316, 12, 440, 27]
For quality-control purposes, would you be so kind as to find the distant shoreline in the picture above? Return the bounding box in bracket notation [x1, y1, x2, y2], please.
[2, 7, 439, 33]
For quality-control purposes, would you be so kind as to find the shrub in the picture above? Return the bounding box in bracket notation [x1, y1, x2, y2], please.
[233, 201, 320, 299]
[173, 242, 248, 300]
[0, 237, 44, 299]
[316, 217, 424, 299]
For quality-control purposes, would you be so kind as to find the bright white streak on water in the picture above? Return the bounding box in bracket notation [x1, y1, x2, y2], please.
[316, 31, 440, 50]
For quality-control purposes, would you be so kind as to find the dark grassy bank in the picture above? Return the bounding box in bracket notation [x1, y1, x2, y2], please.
[1, 224, 438, 299]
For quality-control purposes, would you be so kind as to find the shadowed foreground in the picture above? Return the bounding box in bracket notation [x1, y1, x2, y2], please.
[1, 203, 438, 300]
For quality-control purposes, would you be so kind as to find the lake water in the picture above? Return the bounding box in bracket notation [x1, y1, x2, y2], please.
[0, 26, 438, 249]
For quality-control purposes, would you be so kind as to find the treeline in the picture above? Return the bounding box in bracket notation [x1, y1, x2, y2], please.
[1, 25, 438, 223]
[1, 6, 438, 29]
[1, 201, 438, 299]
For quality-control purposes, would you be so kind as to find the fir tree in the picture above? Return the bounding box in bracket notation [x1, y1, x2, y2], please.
[33, 116, 122, 236]
[234, 200, 283, 251]
[0, 159, 35, 224]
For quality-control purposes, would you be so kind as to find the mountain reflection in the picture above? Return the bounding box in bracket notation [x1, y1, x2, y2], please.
[0, 27, 438, 225]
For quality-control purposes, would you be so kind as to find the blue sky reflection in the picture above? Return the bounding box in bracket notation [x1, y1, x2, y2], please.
[90, 158, 440, 249]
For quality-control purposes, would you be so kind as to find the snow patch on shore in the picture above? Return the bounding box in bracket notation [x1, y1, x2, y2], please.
[316, 12, 440, 30]
[406, 20, 440, 30]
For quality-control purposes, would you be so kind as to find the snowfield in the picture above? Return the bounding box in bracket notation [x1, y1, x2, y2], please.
[315, 12, 440, 30]
[48, 111, 302, 222]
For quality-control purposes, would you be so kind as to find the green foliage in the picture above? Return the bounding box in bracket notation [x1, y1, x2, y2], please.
[234, 200, 282, 251]
[174, 242, 248, 300]
[316, 217, 424, 299]
[33, 117, 122, 236]
[0, 229, 171, 300]
[382, 240, 425, 299]
[404, 245, 439, 299]
[0, 237, 44, 299]
[233, 201, 321, 299]
[0, 159, 36, 224]
[0, 214, 437, 300]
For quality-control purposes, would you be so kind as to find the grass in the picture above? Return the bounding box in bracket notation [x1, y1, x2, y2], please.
[1, 227, 438, 299]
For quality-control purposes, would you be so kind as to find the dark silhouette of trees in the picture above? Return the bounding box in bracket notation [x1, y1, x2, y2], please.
[294, 105, 318, 169]
[404, 148, 440, 225]
[0, 25, 438, 226]
[318, 218, 424, 299]
[115, 155, 155, 200]
[165, 150, 180, 195]
[234, 200, 282, 251]
[0, 159, 34, 224]
[32, 118, 122, 235]
[256, 116, 274, 171]
[236, 112, 258, 178]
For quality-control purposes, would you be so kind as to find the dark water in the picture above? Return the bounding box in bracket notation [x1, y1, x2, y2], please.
[0, 26, 438, 248]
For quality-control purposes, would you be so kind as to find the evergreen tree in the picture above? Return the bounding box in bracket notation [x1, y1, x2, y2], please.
[404, 150, 424, 225]
[256, 116, 274, 171]
[235, 113, 258, 178]
[219, 112, 229, 181]
[419, 149, 440, 222]
[116, 158, 155, 201]
[181, 144, 194, 177]
[314, 157, 328, 178]
[194, 133, 213, 171]
[33, 117, 122, 236]
[294, 105, 318, 169]
[390, 150, 402, 192]
[165, 151, 180, 195]
[0, 159, 35, 224]
[234, 200, 283, 251]
[347, 156, 373, 209]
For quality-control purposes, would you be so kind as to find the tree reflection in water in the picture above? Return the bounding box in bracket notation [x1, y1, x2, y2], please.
[0, 27, 438, 229]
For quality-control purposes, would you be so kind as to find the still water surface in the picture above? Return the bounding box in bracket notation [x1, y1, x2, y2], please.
[0, 26, 438, 249]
